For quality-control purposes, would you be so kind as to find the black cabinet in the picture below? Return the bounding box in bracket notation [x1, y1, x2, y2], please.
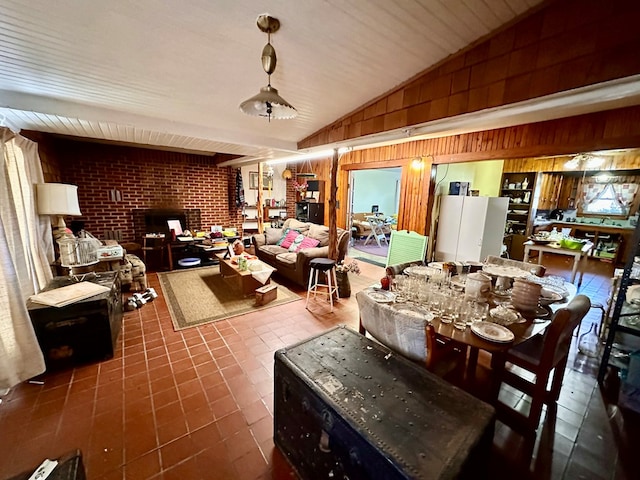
[27, 272, 122, 370]
[296, 202, 324, 223]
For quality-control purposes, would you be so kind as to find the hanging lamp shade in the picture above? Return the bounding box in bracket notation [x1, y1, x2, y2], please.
[239, 15, 297, 121]
[239, 85, 297, 119]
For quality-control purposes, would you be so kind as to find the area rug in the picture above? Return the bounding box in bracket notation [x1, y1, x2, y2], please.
[352, 242, 389, 258]
[158, 266, 301, 330]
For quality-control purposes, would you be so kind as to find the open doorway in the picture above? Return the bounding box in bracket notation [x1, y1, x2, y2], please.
[349, 167, 401, 263]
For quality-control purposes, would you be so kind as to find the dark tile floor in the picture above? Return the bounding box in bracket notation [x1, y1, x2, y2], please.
[0, 253, 638, 479]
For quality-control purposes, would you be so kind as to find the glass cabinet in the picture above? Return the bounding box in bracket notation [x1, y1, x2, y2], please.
[598, 220, 640, 388]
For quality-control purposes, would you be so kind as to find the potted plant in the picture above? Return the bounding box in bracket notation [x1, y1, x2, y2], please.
[335, 260, 361, 298]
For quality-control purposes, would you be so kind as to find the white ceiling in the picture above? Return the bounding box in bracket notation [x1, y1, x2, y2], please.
[2, 0, 639, 165]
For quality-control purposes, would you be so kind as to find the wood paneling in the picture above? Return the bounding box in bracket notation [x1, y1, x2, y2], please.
[300, 0, 640, 149]
[309, 105, 640, 238]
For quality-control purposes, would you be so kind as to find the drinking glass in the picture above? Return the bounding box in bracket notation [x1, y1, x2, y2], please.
[470, 302, 489, 325]
[453, 300, 469, 330]
[441, 295, 457, 324]
[429, 291, 444, 316]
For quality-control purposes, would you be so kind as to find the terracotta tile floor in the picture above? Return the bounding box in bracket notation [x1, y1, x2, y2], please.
[0, 253, 638, 479]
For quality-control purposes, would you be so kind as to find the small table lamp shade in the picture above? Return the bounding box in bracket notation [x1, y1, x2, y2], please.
[36, 183, 82, 228]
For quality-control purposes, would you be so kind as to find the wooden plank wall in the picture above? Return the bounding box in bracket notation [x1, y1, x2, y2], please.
[299, 0, 640, 150]
[310, 105, 640, 234]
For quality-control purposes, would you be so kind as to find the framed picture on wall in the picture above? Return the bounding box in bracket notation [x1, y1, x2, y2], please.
[249, 171, 271, 190]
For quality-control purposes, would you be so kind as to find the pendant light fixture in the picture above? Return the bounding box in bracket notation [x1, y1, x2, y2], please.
[239, 15, 297, 121]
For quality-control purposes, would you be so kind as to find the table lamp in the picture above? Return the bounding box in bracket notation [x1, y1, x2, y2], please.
[36, 183, 82, 234]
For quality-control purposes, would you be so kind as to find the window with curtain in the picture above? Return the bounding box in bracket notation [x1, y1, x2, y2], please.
[1, 127, 53, 390]
[580, 182, 638, 217]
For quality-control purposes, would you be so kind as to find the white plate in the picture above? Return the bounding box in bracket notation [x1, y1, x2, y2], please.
[539, 288, 564, 305]
[471, 321, 515, 343]
[403, 266, 438, 277]
[366, 290, 396, 303]
[482, 264, 530, 279]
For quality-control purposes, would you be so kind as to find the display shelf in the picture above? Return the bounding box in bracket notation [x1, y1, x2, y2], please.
[599, 220, 640, 385]
[500, 172, 537, 239]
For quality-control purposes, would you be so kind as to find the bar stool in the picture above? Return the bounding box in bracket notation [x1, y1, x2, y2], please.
[306, 258, 339, 312]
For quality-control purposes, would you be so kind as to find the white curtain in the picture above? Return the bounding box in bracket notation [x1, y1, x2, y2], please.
[0, 127, 53, 389]
[612, 183, 638, 209]
[580, 183, 606, 206]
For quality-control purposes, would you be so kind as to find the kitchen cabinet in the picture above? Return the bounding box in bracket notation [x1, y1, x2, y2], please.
[500, 172, 537, 237]
[435, 195, 509, 262]
[536, 173, 563, 211]
[535, 221, 633, 267]
[598, 220, 640, 393]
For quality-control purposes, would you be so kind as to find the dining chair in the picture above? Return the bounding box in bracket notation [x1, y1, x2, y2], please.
[495, 294, 591, 434]
[485, 254, 546, 277]
[425, 324, 467, 381]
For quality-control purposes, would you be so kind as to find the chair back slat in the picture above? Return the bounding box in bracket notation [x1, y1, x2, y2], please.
[540, 294, 591, 369]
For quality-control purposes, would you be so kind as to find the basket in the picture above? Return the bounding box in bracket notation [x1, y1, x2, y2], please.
[560, 238, 586, 250]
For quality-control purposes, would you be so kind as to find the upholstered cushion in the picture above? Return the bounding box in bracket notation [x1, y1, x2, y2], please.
[297, 236, 321, 251]
[286, 219, 311, 233]
[308, 224, 330, 246]
[266, 227, 283, 245]
[280, 230, 301, 249]
[277, 228, 298, 246]
[260, 245, 289, 256]
[276, 252, 297, 265]
[288, 233, 306, 252]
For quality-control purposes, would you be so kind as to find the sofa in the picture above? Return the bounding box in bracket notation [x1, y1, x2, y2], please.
[251, 218, 350, 287]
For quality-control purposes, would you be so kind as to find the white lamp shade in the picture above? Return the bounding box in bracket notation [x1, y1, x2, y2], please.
[36, 183, 82, 216]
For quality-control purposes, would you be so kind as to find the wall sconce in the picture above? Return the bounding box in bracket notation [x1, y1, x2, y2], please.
[36, 183, 82, 232]
[411, 157, 425, 170]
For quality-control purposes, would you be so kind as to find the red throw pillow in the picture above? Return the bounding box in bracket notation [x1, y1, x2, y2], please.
[280, 229, 301, 249]
[296, 236, 320, 252]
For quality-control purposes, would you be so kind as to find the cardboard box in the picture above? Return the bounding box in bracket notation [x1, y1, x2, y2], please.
[255, 284, 277, 305]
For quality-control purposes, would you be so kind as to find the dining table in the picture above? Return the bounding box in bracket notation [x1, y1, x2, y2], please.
[523, 240, 593, 285]
[356, 278, 577, 403]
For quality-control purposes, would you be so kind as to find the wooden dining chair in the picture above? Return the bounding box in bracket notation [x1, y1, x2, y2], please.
[496, 294, 591, 434]
[425, 324, 467, 381]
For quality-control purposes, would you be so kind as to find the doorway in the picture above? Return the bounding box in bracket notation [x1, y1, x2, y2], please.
[349, 167, 401, 262]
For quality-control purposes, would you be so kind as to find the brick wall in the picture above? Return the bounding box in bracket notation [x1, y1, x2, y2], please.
[26, 135, 243, 243]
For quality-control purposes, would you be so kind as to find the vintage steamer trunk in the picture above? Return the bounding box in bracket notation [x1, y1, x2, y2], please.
[27, 272, 122, 370]
[274, 326, 495, 479]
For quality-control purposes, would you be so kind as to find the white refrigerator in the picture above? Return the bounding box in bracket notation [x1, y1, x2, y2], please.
[434, 195, 509, 262]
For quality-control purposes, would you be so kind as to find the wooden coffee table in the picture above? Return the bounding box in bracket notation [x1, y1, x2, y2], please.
[216, 254, 271, 296]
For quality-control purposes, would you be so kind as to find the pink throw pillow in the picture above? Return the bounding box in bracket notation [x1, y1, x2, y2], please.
[280, 229, 301, 249]
[296, 236, 320, 252]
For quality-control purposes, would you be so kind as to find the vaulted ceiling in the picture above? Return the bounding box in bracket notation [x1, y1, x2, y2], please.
[3, 0, 640, 167]
[0, 0, 551, 163]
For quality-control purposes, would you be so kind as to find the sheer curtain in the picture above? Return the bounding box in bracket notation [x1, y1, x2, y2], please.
[0, 127, 53, 389]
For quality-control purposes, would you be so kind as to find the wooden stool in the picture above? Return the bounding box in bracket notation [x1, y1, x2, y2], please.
[306, 258, 338, 312]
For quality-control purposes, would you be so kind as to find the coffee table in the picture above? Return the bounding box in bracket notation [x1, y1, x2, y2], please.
[216, 254, 272, 296]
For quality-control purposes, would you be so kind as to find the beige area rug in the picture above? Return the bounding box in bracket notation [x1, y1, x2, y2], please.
[158, 266, 302, 330]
